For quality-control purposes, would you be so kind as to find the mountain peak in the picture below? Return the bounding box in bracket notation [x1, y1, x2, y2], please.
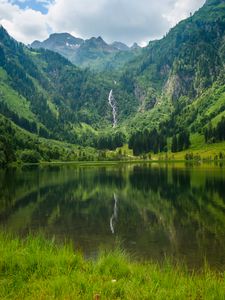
[31, 32, 84, 51]
[97, 36, 104, 41]
[111, 41, 130, 51]
[0, 25, 9, 37]
[131, 42, 140, 50]
[44, 32, 83, 45]
[49, 32, 72, 38]
[84, 36, 109, 49]
[0, 25, 18, 46]
[88, 36, 106, 43]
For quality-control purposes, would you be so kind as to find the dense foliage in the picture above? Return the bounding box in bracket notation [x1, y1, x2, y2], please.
[0, 26, 137, 146]
[128, 129, 167, 155]
[122, 0, 225, 134]
[94, 131, 126, 150]
[171, 131, 191, 153]
[0, 116, 15, 167]
[204, 117, 225, 143]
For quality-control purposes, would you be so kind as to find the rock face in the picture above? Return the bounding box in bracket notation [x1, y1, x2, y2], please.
[32, 33, 84, 49]
[135, 85, 157, 112]
[31, 33, 84, 63]
[111, 41, 130, 51]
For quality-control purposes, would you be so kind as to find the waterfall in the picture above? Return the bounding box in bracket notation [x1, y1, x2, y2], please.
[110, 193, 118, 234]
[108, 89, 117, 128]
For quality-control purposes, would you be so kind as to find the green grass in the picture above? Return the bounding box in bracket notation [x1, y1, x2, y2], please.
[0, 233, 225, 299]
[149, 134, 225, 161]
[170, 134, 225, 160]
[0, 78, 37, 123]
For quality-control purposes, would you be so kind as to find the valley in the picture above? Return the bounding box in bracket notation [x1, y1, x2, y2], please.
[0, 0, 225, 167]
[1, 1, 225, 298]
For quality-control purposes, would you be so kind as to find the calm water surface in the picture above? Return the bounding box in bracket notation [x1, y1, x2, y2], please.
[1, 163, 225, 270]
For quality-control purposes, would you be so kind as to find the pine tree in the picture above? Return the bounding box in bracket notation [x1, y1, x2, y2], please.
[171, 135, 178, 153]
[177, 133, 184, 151]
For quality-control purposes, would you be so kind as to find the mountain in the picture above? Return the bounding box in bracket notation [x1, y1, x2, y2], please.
[31, 33, 84, 63]
[32, 32, 84, 50]
[0, 25, 137, 165]
[1, 0, 225, 166]
[74, 36, 117, 65]
[0, 25, 135, 137]
[122, 0, 225, 134]
[31, 33, 141, 71]
[130, 43, 141, 50]
[111, 41, 130, 51]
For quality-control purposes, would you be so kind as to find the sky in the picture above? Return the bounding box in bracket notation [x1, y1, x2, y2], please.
[0, 0, 205, 46]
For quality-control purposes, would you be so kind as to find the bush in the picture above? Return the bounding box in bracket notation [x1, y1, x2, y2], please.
[20, 150, 41, 163]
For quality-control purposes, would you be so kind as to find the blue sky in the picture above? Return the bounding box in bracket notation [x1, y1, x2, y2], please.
[10, 0, 52, 14]
[0, 0, 205, 45]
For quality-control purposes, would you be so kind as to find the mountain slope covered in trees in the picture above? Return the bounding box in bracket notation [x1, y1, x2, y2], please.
[0, 25, 136, 139]
[122, 0, 225, 154]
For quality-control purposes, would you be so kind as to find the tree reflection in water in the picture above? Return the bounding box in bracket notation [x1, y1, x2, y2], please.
[0, 163, 225, 270]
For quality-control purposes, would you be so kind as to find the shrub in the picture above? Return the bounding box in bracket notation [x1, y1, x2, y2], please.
[20, 149, 41, 163]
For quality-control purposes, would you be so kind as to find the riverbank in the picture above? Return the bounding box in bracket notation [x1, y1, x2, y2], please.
[0, 234, 224, 299]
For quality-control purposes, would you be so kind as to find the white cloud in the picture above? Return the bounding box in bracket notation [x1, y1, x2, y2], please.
[0, 0, 50, 43]
[47, 0, 170, 45]
[0, 0, 206, 45]
[163, 0, 205, 27]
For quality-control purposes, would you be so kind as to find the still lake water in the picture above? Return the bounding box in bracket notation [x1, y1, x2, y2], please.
[1, 163, 225, 270]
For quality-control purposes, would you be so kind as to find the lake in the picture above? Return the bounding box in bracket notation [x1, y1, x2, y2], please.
[1, 163, 225, 270]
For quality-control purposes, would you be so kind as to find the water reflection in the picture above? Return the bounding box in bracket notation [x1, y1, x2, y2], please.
[0, 163, 225, 270]
[110, 193, 118, 234]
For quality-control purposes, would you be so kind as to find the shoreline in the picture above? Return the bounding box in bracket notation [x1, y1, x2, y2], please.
[7, 158, 225, 168]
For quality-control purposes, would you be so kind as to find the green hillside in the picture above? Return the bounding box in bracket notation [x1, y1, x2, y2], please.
[119, 0, 225, 156]
[0, 113, 76, 167]
[124, 0, 225, 130]
[0, 26, 135, 143]
[0, 0, 225, 165]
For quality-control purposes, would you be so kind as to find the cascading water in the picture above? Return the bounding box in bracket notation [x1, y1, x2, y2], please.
[110, 193, 118, 234]
[108, 89, 117, 128]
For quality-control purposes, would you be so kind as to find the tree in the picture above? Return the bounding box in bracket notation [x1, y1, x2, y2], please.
[183, 131, 190, 149]
[171, 135, 178, 153]
[129, 128, 168, 156]
[20, 150, 41, 163]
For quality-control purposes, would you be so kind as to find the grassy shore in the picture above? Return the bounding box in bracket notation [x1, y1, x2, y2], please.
[0, 234, 225, 299]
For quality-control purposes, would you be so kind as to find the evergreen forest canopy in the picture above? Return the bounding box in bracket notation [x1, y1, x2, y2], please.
[0, 0, 225, 165]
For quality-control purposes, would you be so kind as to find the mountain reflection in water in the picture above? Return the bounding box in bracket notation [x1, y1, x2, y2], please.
[0, 163, 225, 270]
